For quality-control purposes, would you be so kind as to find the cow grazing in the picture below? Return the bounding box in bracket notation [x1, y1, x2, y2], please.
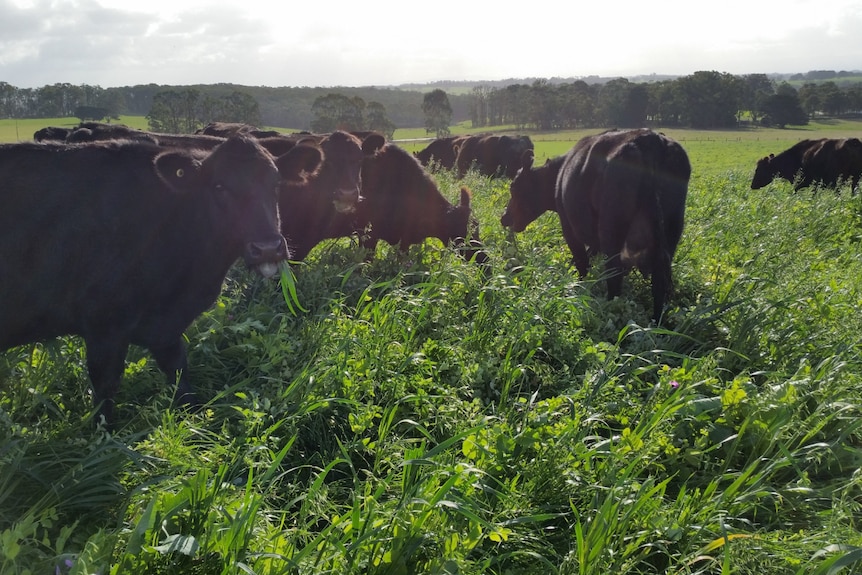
[197, 121, 282, 139]
[455, 134, 534, 179]
[355, 142, 487, 264]
[501, 129, 690, 321]
[414, 135, 467, 170]
[36, 122, 282, 152]
[751, 137, 862, 192]
[278, 130, 386, 261]
[33, 126, 74, 142]
[66, 122, 154, 143]
[0, 136, 322, 426]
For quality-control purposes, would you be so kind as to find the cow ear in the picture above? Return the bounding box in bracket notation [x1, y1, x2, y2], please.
[154, 151, 202, 193]
[362, 133, 386, 155]
[275, 143, 323, 184]
[459, 186, 472, 208]
[258, 136, 297, 157]
[522, 149, 534, 170]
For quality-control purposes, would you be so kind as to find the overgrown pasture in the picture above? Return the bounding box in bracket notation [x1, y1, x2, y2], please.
[3, 127, 862, 574]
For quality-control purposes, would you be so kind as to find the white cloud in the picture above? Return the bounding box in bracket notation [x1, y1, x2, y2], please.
[0, 0, 859, 88]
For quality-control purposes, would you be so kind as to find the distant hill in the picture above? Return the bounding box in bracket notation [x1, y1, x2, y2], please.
[395, 70, 862, 93]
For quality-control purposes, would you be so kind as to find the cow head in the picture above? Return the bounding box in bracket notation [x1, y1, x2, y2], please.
[500, 150, 555, 232]
[500, 135, 534, 179]
[314, 131, 386, 214]
[156, 135, 320, 277]
[751, 154, 776, 189]
[448, 187, 488, 264]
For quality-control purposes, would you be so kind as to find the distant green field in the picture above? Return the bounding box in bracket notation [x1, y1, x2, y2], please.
[4, 116, 860, 179]
[399, 119, 862, 178]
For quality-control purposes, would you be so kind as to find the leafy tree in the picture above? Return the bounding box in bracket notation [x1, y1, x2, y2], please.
[0, 82, 17, 118]
[503, 84, 532, 128]
[598, 78, 647, 128]
[845, 85, 862, 115]
[470, 85, 493, 128]
[740, 74, 774, 124]
[527, 79, 560, 130]
[311, 93, 365, 132]
[222, 91, 261, 125]
[797, 83, 821, 116]
[147, 89, 201, 133]
[761, 84, 808, 127]
[677, 71, 741, 128]
[199, 90, 261, 126]
[365, 101, 396, 139]
[74, 106, 109, 122]
[646, 80, 686, 126]
[556, 81, 596, 129]
[818, 81, 846, 115]
[96, 89, 125, 120]
[422, 89, 452, 138]
[147, 89, 260, 133]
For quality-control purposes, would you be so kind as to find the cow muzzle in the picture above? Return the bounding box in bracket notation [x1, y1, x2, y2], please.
[333, 188, 360, 214]
[500, 211, 527, 233]
[245, 237, 289, 278]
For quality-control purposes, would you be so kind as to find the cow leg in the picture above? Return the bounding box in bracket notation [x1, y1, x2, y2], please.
[84, 336, 129, 427]
[361, 236, 379, 262]
[597, 216, 628, 301]
[649, 248, 673, 322]
[559, 214, 590, 278]
[149, 340, 200, 409]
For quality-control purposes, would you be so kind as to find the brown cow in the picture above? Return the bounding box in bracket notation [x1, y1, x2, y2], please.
[34, 123, 385, 261]
[455, 134, 534, 179]
[751, 137, 862, 192]
[0, 136, 322, 426]
[355, 142, 487, 263]
[501, 129, 690, 321]
[278, 130, 386, 261]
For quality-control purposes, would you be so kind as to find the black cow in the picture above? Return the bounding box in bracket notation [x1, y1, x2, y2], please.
[501, 129, 690, 321]
[414, 135, 467, 170]
[197, 122, 282, 139]
[33, 126, 74, 142]
[34, 123, 379, 263]
[65, 122, 153, 143]
[278, 130, 386, 261]
[455, 134, 534, 179]
[0, 136, 322, 426]
[751, 137, 862, 192]
[36, 122, 275, 152]
[355, 142, 487, 263]
[63, 122, 244, 151]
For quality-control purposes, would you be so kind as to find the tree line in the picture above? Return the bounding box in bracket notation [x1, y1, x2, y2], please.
[470, 72, 862, 130]
[0, 71, 859, 133]
[0, 82, 472, 130]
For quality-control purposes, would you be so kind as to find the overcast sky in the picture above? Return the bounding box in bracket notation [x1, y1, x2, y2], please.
[1, 0, 861, 89]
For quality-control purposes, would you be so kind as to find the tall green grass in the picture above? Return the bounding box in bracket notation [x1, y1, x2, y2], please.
[2, 131, 862, 573]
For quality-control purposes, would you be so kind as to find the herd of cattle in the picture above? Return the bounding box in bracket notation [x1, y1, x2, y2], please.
[3, 120, 861, 426]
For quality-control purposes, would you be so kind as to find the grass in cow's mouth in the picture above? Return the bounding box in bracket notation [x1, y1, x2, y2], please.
[279, 260, 308, 315]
